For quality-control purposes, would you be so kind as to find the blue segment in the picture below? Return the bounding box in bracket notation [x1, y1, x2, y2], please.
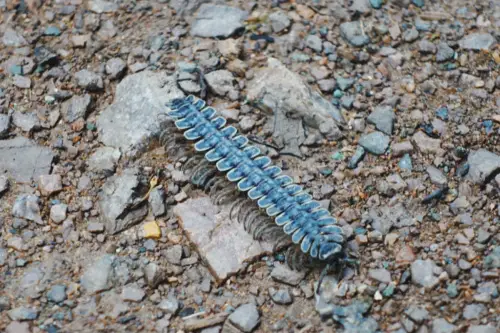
[294, 193, 312, 204]
[211, 117, 226, 129]
[301, 201, 321, 213]
[283, 220, 300, 235]
[193, 98, 205, 110]
[248, 179, 275, 200]
[238, 173, 264, 192]
[232, 136, 248, 148]
[244, 146, 261, 159]
[318, 242, 342, 260]
[194, 134, 220, 151]
[205, 144, 231, 162]
[257, 188, 284, 208]
[284, 184, 302, 196]
[168, 104, 192, 119]
[291, 228, 307, 244]
[201, 107, 216, 119]
[310, 237, 321, 258]
[275, 175, 293, 186]
[175, 115, 199, 129]
[253, 156, 272, 169]
[227, 163, 252, 182]
[263, 165, 282, 178]
[266, 196, 295, 216]
[184, 123, 213, 140]
[217, 154, 241, 171]
[300, 233, 314, 253]
[321, 233, 344, 244]
[221, 126, 237, 138]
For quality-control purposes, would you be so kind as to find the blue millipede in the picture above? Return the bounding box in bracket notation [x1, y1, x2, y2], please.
[161, 95, 357, 290]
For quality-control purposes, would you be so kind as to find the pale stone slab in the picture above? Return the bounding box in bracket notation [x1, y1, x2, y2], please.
[174, 197, 274, 282]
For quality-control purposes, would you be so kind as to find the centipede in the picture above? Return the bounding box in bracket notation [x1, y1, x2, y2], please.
[160, 95, 358, 292]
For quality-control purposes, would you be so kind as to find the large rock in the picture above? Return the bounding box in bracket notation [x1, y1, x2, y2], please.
[173, 197, 273, 282]
[80, 255, 116, 294]
[459, 33, 496, 50]
[228, 303, 261, 332]
[368, 203, 415, 235]
[12, 194, 43, 225]
[169, 0, 212, 16]
[2, 27, 28, 47]
[366, 105, 395, 135]
[96, 71, 184, 157]
[246, 58, 345, 130]
[466, 149, 500, 184]
[190, 4, 248, 38]
[340, 21, 370, 47]
[0, 137, 54, 183]
[99, 168, 149, 234]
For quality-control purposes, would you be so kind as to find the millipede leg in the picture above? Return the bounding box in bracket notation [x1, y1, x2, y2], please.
[230, 198, 247, 221]
[197, 167, 217, 187]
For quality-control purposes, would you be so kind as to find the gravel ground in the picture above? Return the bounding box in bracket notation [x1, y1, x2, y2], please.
[0, 0, 499, 332]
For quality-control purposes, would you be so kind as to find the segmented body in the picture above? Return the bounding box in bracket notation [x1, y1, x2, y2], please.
[164, 95, 350, 271]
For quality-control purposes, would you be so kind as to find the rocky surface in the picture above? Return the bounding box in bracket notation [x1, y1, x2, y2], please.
[0, 0, 499, 332]
[173, 197, 273, 282]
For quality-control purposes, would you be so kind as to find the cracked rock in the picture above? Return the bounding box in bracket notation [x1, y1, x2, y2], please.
[466, 149, 500, 184]
[190, 4, 248, 39]
[173, 197, 273, 282]
[99, 168, 149, 234]
[12, 194, 43, 225]
[96, 71, 184, 157]
[247, 58, 345, 132]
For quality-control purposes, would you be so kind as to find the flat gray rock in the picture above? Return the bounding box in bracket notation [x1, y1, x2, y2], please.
[0, 137, 54, 183]
[149, 186, 166, 217]
[99, 168, 149, 234]
[358, 131, 390, 155]
[88, 0, 118, 13]
[205, 70, 238, 97]
[12, 111, 40, 132]
[459, 33, 496, 50]
[431, 318, 456, 333]
[412, 131, 441, 154]
[467, 325, 496, 333]
[75, 70, 103, 91]
[0, 175, 9, 196]
[12, 194, 43, 225]
[80, 255, 116, 294]
[87, 147, 121, 174]
[0, 114, 10, 138]
[411, 259, 439, 288]
[96, 71, 184, 157]
[173, 197, 273, 282]
[169, 0, 212, 16]
[61, 94, 92, 123]
[269, 11, 291, 33]
[340, 21, 370, 47]
[3, 27, 28, 47]
[190, 4, 248, 38]
[368, 203, 414, 235]
[466, 149, 500, 184]
[426, 166, 447, 185]
[366, 105, 395, 135]
[228, 303, 261, 332]
[271, 264, 306, 286]
[7, 306, 39, 321]
[247, 58, 345, 130]
[121, 284, 146, 302]
[368, 268, 392, 284]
